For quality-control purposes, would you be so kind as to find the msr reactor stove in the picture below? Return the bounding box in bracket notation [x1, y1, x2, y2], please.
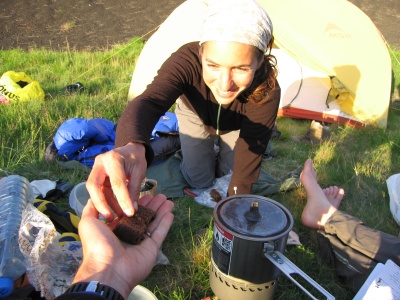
[210, 195, 335, 300]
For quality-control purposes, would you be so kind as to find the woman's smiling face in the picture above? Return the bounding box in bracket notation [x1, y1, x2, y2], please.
[200, 40, 262, 105]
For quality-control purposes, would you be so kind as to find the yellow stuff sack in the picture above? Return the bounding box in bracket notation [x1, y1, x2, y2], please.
[0, 71, 45, 104]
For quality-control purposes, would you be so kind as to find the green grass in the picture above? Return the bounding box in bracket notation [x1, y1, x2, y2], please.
[1, 40, 399, 300]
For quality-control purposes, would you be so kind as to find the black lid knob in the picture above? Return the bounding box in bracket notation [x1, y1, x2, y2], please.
[244, 201, 262, 222]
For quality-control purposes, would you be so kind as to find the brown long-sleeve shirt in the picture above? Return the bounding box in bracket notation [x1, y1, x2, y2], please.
[116, 42, 280, 195]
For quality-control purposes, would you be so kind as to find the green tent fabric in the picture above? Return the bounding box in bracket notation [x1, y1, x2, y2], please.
[253, 165, 302, 196]
[146, 154, 301, 199]
[146, 155, 190, 198]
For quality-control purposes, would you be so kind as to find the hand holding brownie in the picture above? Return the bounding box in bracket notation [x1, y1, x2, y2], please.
[86, 142, 148, 223]
[72, 193, 174, 299]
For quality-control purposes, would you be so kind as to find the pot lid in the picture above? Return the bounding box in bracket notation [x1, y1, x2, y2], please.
[214, 195, 293, 239]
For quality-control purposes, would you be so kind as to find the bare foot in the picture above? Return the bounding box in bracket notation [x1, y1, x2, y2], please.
[300, 159, 337, 230]
[323, 186, 344, 209]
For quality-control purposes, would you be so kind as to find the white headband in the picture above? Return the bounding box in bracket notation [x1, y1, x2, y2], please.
[199, 0, 273, 53]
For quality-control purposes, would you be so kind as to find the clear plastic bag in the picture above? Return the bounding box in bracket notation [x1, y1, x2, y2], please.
[18, 202, 168, 300]
[193, 172, 232, 208]
[18, 203, 82, 300]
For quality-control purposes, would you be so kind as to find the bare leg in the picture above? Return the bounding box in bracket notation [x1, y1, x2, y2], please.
[302, 160, 400, 292]
[299, 159, 338, 229]
[323, 186, 344, 209]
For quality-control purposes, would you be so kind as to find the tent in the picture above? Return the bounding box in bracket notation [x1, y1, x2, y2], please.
[128, 0, 392, 128]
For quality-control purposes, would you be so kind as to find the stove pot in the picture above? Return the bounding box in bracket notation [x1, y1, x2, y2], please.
[210, 195, 335, 300]
[211, 195, 292, 284]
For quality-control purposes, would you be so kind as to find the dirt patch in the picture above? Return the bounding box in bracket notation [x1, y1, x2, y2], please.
[1, 0, 398, 52]
[350, 0, 399, 49]
[1, 0, 185, 51]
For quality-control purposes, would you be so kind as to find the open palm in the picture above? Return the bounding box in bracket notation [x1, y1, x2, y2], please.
[75, 194, 174, 298]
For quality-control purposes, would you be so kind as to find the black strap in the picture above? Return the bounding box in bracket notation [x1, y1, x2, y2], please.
[61, 281, 124, 300]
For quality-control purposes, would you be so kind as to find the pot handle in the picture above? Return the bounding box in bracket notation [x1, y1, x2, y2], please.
[265, 251, 335, 300]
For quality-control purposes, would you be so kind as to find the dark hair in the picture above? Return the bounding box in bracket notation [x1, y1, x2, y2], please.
[245, 36, 278, 104]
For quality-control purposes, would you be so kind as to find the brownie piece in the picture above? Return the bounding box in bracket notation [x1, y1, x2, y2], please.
[210, 189, 222, 202]
[113, 205, 156, 245]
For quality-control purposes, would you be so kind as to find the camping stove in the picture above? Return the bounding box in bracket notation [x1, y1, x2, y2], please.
[210, 256, 277, 300]
[209, 195, 335, 300]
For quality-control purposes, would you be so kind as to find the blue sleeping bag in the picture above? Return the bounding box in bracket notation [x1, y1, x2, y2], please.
[53, 114, 180, 167]
[54, 118, 116, 167]
[151, 112, 179, 139]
